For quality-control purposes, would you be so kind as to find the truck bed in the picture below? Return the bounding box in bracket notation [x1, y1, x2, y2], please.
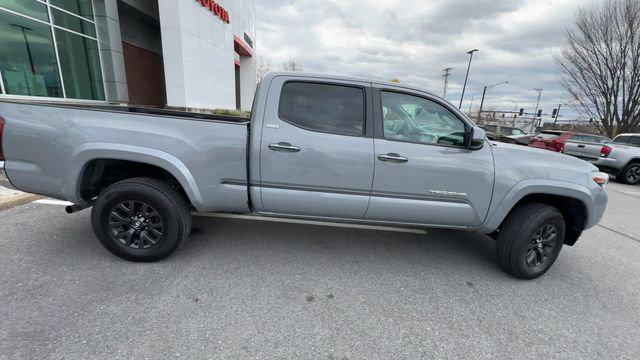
[0, 98, 249, 123]
[0, 99, 250, 213]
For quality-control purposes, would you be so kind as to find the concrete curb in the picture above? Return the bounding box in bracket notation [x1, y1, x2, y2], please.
[0, 193, 43, 212]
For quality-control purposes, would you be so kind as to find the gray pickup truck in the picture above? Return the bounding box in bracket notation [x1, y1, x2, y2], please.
[595, 133, 640, 185]
[0, 73, 609, 279]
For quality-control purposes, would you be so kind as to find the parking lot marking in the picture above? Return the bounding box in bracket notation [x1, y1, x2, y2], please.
[193, 212, 428, 234]
[597, 224, 640, 244]
[621, 191, 640, 196]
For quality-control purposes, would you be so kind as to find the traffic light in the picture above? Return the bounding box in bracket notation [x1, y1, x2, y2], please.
[519, 108, 524, 116]
[537, 109, 543, 118]
[551, 108, 557, 118]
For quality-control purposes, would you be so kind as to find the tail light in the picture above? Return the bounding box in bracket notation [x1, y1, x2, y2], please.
[600, 145, 612, 158]
[0, 116, 5, 161]
[547, 139, 564, 152]
[591, 172, 609, 188]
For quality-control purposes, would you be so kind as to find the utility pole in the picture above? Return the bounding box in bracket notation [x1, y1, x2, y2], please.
[459, 49, 479, 109]
[552, 104, 562, 127]
[442, 67, 453, 99]
[532, 88, 543, 132]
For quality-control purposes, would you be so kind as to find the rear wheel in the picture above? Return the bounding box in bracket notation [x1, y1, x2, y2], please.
[495, 203, 565, 279]
[620, 162, 640, 185]
[91, 178, 191, 262]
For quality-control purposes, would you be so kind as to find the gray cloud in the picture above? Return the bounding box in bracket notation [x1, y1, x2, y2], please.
[255, 0, 585, 120]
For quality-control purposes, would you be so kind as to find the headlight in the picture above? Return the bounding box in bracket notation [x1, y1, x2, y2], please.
[591, 172, 609, 188]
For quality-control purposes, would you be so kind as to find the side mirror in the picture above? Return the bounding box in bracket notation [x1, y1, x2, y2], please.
[467, 126, 486, 150]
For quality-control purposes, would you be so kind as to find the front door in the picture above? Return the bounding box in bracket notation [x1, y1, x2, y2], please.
[258, 77, 374, 219]
[365, 88, 495, 227]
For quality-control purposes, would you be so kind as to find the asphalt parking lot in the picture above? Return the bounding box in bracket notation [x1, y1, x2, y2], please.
[1, 182, 639, 359]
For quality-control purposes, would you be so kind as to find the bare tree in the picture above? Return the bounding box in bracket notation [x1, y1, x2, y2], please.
[256, 56, 272, 83]
[556, 0, 640, 137]
[282, 58, 303, 72]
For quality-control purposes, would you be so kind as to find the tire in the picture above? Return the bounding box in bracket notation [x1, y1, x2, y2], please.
[91, 177, 191, 262]
[619, 162, 640, 185]
[495, 203, 565, 279]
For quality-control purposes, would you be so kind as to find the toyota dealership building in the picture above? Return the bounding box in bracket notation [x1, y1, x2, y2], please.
[0, 0, 256, 111]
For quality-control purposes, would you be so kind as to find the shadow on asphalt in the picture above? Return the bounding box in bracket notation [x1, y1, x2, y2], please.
[174, 216, 500, 275]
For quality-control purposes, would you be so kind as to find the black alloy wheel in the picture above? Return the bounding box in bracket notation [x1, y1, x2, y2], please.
[108, 201, 164, 249]
[91, 178, 191, 262]
[525, 224, 559, 268]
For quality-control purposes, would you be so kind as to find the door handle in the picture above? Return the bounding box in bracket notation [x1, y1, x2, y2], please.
[577, 144, 586, 148]
[268, 142, 301, 152]
[378, 153, 408, 163]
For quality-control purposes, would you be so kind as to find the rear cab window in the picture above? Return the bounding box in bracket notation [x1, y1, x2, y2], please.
[628, 136, 640, 147]
[278, 82, 365, 136]
[536, 131, 562, 140]
[503, 127, 524, 135]
[613, 136, 631, 144]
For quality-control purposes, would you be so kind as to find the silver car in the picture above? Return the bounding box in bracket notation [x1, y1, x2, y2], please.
[562, 133, 611, 162]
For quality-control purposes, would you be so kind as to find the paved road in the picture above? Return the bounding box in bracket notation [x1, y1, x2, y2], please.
[1, 183, 639, 359]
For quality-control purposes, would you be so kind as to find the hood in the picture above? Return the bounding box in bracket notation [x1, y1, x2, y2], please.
[490, 141, 598, 180]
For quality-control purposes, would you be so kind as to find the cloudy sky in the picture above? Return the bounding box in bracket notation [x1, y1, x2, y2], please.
[254, 0, 591, 122]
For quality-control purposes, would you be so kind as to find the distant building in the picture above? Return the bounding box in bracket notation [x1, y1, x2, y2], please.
[0, 0, 256, 111]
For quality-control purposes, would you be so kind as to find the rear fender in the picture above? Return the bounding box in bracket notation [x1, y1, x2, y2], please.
[66, 142, 204, 209]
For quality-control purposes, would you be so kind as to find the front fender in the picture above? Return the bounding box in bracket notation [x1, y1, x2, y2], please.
[65, 142, 205, 209]
[478, 179, 596, 233]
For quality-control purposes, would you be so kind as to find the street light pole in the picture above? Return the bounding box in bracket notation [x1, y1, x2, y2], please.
[458, 49, 478, 109]
[478, 86, 488, 117]
[11, 24, 35, 74]
[478, 81, 508, 120]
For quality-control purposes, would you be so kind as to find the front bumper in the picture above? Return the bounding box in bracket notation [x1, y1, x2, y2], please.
[592, 157, 621, 171]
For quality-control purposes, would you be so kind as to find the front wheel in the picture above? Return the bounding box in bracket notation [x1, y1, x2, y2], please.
[495, 203, 565, 279]
[91, 178, 191, 262]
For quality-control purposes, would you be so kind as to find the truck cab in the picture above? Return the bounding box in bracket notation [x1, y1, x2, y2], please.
[251, 74, 493, 227]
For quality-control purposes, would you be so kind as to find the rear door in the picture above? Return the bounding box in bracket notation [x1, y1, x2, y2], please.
[564, 134, 610, 160]
[365, 87, 494, 227]
[257, 77, 375, 219]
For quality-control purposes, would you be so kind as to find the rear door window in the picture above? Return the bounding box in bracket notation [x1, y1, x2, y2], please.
[278, 82, 365, 136]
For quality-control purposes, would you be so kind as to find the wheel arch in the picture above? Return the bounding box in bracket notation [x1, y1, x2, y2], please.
[64, 143, 204, 209]
[505, 193, 587, 246]
[481, 180, 593, 246]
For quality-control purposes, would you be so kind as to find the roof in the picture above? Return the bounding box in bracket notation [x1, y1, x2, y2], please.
[263, 71, 444, 100]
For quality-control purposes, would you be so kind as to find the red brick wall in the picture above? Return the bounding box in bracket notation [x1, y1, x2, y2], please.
[122, 42, 166, 107]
